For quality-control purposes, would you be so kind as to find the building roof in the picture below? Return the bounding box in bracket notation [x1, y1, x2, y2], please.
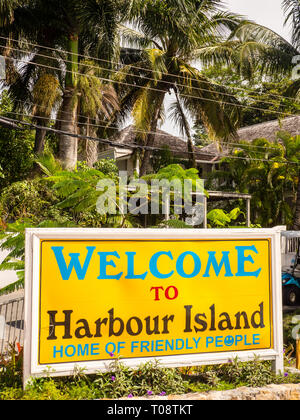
[197, 115, 300, 157]
[108, 115, 300, 163]
[236, 115, 300, 143]
[109, 125, 221, 163]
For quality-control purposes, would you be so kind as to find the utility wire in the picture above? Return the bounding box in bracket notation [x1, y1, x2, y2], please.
[2, 42, 300, 112]
[1, 35, 299, 106]
[2, 107, 291, 153]
[2, 114, 298, 166]
[4, 54, 299, 120]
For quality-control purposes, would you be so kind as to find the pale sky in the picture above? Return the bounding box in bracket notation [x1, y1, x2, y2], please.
[162, 0, 292, 136]
[225, 0, 291, 42]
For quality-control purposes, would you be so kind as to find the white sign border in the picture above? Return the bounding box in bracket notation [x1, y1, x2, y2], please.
[23, 227, 285, 387]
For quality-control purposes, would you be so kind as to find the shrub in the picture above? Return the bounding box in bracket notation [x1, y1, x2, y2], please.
[0, 179, 67, 224]
[0, 127, 34, 190]
[93, 359, 188, 398]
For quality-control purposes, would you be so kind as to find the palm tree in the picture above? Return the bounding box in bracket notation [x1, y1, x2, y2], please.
[227, 0, 300, 228]
[3, 0, 128, 168]
[0, 0, 25, 85]
[75, 60, 119, 166]
[111, 0, 245, 175]
[0, 0, 22, 28]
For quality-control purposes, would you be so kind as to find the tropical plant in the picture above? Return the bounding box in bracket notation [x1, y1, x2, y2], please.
[224, 0, 300, 228]
[112, 0, 246, 174]
[1, 0, 127, 167]
[92, 158, 117, 173]
[207, 135, 300, 227]
[0, 126, 34, 190]
[207, 207, 244, 228]
[0, 0, 26, 86]
[0, 219, 77, 295]
[201, 65, 300, 126]
[75, 61, 119, 167]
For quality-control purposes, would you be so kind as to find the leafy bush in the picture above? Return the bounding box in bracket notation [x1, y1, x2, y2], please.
[207, 207, 245, 228]
[184, 357, 300, 392]
[216, 357, 277, 388]
[1, 354, 299, 400]
[93, 359, 188, 398]
[0, 127, 34, 190]
[0, 358, 188, 400]
[0, 179, 68, 224]
[0, 219, 76, 295]
[93, 158, 119, 177]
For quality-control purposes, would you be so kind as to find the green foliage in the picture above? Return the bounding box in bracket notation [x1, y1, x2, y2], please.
[283, 309, 300, 353]
[0, 179, 67, 224]
[48, 169, 106, 213]
[0, 219, 76, 295]
[1, 354, 299, 400]
[151, 145, 176, 173]
[155, 164, 200, 184]
[0, 359, 188, 400]
[184, 358, 300, 393]
[202, 66, 300, 126]
[157, 219, 194, 229]
[153, 164, 205, 200]
[93, 359, 188, 399]
[0, 127, 34, 190]
[216, 358, 277, 388]
[35, 152, 63, 176]
[207, 207, 245, 228]
[93, 158, 119, 177]
[207, 134, 300, 228]
[0, 220, 29, 294]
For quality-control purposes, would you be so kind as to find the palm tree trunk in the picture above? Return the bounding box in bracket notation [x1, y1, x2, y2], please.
[59, 35, 79, 170]
[34, 124, 47, 155]
[1, 35, 18, 85]
[174, 88, 195, 169]
[140, 93, 165, 176]
[59, 88, 78, 169]
[85, 119, 98, 167]
[293, 169, 300, 230]
[186, 132, 196, 169]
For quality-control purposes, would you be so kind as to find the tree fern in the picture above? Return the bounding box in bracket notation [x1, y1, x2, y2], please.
[0, 219, 76, 295]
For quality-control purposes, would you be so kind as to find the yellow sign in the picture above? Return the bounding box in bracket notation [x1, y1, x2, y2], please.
[38, 238, 272, 365]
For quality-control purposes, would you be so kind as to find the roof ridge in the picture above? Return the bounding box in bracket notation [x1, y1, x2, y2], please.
[237, 114, 300, 132]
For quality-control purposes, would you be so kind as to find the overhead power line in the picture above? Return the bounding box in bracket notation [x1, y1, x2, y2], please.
[0, 35, 299, 107]
[3, 54, 299, 121]
[2, 41, 300, 112]
[2, 107, 291, 153]
[2, 114, 299, 166]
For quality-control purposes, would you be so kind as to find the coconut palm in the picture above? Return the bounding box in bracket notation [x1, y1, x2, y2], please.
[0, 0, 26, 86]
[75, 60, 119, 166]
[4, 56, 119, 162]
[226, 0, 300, 228]
[111, 0, 246, 174]
[2, 0, 129, 168]
[0, 0, 22, 26]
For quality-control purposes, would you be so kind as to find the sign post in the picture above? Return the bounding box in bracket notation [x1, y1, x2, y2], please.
[23, 227, 284, 387]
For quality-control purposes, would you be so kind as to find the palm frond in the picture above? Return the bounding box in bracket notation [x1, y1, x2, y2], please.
[283, 0, 300, 49]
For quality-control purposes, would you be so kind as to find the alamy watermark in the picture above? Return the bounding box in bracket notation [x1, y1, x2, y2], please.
[96, 171, 206, 226]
